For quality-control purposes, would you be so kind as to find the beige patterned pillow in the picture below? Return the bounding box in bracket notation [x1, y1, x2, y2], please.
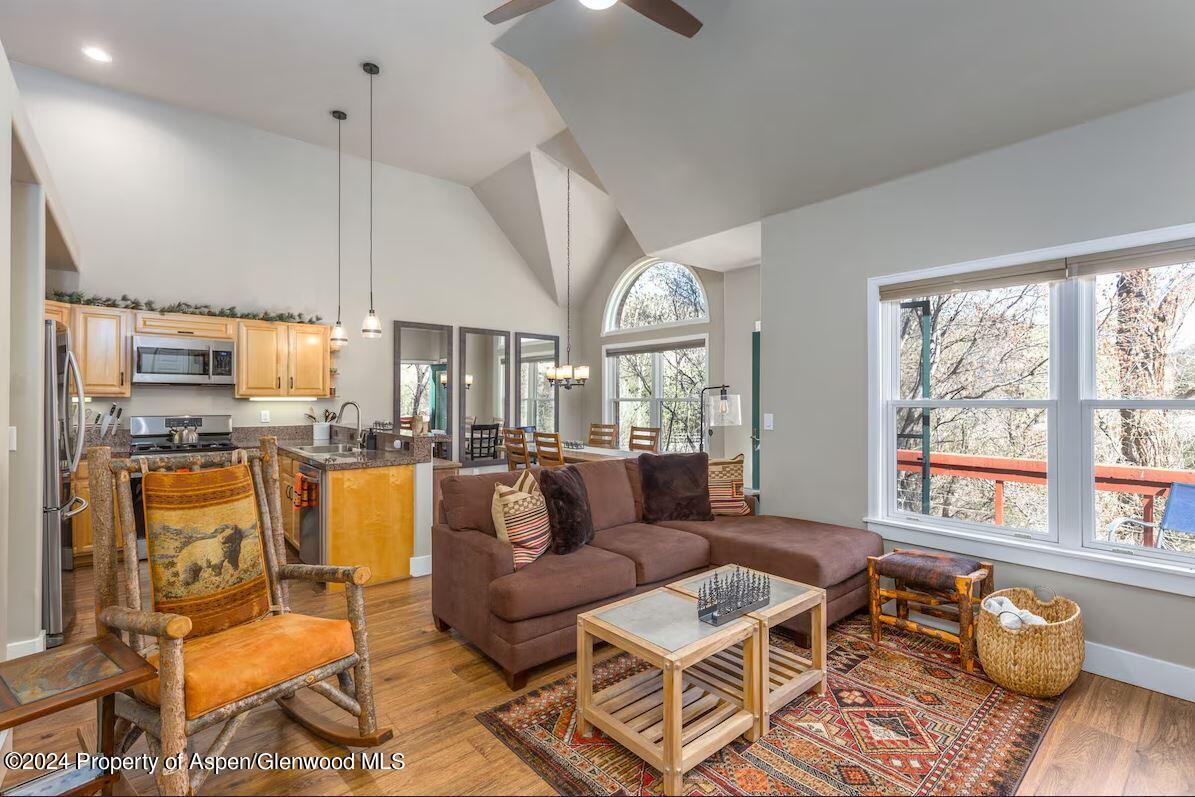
[491, 471, 551, 569]
[709, 454, 752, 516]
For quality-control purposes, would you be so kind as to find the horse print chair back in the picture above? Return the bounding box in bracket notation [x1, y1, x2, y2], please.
[86, 438, 392, 797]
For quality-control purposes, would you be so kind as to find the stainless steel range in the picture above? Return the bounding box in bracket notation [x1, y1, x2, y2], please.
[129, 414, 236, 455]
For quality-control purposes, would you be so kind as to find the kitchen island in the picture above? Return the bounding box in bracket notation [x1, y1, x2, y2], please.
[277, 439, 429, 591]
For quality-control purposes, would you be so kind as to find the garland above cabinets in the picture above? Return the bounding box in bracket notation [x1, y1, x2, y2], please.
[46, 290, 323, 325]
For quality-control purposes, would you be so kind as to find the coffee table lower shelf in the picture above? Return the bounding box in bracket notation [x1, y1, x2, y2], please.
[686, 642, 825, 716]
[585, 667, 756, 776]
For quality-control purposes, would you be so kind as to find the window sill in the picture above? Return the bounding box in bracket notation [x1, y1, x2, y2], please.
[864, 516, 1195, 597]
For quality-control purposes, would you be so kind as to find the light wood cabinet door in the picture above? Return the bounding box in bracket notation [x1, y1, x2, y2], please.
[71, 477, 93, 553]
[236, 320, 287, 397]
[279, 454, 300, 549]
[135, 311, 235, 339]
[287, 323, 330, 397]
[45, 300, 72, 327]
[73, 306, 131, 397]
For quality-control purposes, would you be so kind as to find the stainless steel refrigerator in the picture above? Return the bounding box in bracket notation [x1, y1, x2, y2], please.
[43, 319, 87, 647]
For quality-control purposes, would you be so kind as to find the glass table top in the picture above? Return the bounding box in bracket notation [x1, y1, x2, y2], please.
[594, 589, 741, 653]
[670, 567, 815, 614]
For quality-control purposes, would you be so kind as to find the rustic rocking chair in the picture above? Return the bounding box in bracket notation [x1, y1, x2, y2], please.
[86, 437, 392, 796]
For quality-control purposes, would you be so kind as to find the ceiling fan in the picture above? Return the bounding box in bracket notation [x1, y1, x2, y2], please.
[484, 0, 702, 38]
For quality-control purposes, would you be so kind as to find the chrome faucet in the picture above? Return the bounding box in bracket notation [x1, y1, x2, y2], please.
[337, 401, 364, 447]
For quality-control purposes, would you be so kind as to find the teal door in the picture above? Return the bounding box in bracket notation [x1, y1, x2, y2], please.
[751, 329, 761, 491]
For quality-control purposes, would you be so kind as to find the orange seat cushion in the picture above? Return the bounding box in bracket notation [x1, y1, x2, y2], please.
[132, 613, 355, 719]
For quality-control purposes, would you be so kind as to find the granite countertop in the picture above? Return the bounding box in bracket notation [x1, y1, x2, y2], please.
[277, 443, 422, 471]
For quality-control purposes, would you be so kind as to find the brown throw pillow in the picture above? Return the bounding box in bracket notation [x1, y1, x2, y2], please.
[539, 465, 595, 555]
[639, 452, 715, 523]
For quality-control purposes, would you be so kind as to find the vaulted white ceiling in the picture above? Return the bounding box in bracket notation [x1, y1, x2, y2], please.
[0, 0, 565, 185]
[497, 0, 1195, 253]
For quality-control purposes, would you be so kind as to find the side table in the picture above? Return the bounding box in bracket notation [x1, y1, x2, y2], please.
[0, 635, 155, 796]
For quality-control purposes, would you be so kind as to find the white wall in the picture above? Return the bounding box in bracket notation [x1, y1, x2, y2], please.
[722, 265, 759, 484]
[13, 65, 566, 438]
[761, 87, 1195, 670]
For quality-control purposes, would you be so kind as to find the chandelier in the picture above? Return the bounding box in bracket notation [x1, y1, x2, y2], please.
[546, 169, 589, 390]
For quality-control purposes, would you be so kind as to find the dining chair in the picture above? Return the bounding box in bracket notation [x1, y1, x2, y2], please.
[588, 423, 617, 449]
[503, 428, 532, 471]
[468, 423, 500, 460]
[629, 426, 661, 453]
[533, 432, 567, 468]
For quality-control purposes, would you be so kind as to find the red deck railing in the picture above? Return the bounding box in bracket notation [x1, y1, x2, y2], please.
[896, 449, 1195, 546]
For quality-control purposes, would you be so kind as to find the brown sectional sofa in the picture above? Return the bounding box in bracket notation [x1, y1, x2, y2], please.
[431, 458, 882, 689]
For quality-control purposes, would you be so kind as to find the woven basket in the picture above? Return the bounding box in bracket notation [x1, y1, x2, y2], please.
[976, 587, 1084, 698]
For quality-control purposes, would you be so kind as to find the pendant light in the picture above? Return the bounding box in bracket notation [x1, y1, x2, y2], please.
[546, 169, 589, 389]
[360, 61, 383, 339]
[329, 110, 349, 348]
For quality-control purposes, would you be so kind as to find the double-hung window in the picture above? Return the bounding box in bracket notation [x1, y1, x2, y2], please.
[606, 340, 708, 452]
[873, 238, 1195, 570]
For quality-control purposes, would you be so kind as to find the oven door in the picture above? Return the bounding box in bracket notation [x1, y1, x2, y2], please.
[133, 334, 219, 384]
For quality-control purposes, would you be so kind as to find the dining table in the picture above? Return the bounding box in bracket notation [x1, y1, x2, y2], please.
[525, 442, 639, 464]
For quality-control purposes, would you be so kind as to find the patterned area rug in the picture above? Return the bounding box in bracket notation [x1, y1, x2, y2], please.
[477, 615, 1058, 795]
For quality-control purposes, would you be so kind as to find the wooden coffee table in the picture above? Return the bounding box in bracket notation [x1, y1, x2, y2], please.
[668, 565, 827, 735]
[576, 588, 762, 796]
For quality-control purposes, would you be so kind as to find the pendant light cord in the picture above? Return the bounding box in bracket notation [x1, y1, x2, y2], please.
[368, 69, 375, 314]
[566, 168, 571, 364]
[336, 116, 343, 324]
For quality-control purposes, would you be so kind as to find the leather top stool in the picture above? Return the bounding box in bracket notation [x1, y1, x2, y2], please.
[867, 549, 994, 672]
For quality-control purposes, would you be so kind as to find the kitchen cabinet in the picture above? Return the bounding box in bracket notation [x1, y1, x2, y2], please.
[236, 320, 330, 398]
[134, 311, 235, 339]
[45, 300, 72, 327]
[279, 452, 300, 550]
[72, 305, 132, 397]
[287, 323, 330, 397]
[235, 320, 288, 397]
[69, 460, 123, 564]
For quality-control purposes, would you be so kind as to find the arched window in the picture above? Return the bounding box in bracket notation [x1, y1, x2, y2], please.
[605, 259, 708, 333]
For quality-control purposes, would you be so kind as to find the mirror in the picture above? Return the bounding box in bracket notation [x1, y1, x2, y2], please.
[459, 327, 510, 465]
[515, 332, 560, 433]
[393, 321, 453, 459]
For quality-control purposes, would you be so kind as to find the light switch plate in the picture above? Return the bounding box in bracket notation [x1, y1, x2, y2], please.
[8, 426, 16, 451]
[763, 413, 774, 431]
[260, 410, 271, 423]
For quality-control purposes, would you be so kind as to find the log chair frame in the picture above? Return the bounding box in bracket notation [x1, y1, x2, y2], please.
[867, 549, 994, 672]
[88, 437, 393, 796]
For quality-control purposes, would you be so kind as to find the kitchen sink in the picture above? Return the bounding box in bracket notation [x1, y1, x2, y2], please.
[294, 443, 361, 455]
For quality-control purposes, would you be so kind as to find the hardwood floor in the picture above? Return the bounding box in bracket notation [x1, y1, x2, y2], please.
[7, 566, 1193, 796]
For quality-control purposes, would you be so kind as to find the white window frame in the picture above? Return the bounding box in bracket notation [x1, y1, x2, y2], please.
[602, 257, 710, 337]
[866, 223, 1195, 596]
[602, 334, 710, 451]
[519, 357, 556, 432]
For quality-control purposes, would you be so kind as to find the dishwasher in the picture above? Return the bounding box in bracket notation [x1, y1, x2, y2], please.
[296, 464, 324, 565]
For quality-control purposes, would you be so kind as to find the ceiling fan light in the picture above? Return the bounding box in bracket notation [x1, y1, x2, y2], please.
[578, 0, 618, 8]
[361, 310, 382, 339]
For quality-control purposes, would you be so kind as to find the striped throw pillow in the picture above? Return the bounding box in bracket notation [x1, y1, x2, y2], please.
[709, 454, 752, 516]
[491, 471, 551, 569]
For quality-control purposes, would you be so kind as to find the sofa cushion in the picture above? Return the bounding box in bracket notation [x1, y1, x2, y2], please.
[574, 459, 637, 531]
[442, 469, 540, 536]
[658, 515, 883, 588]
[639, 453, 714, 523]
[708, 454, 751, 516]
[540, 466, 595, 555]
[589, 523, 711, 584]
[491, 472, 551, 569]
[623, 458, 645, 521]
[489, 545, 636, 622]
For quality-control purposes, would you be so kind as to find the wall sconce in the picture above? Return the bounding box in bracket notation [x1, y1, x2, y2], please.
[465, 374, 474, 390]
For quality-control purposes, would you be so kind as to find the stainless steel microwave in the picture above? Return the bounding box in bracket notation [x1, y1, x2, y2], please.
[132, 334, 235, 385]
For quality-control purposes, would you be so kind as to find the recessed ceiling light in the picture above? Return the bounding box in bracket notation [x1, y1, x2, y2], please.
[82, 45, 112, 63]
[577, 0, 618, 9]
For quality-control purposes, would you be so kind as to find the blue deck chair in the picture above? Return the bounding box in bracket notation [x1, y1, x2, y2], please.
[1108, 482, 1195, 550]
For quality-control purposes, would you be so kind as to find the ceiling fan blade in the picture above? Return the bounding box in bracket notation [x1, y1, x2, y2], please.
[484, 0, 558, 24]
[620, 0, 703, 37]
